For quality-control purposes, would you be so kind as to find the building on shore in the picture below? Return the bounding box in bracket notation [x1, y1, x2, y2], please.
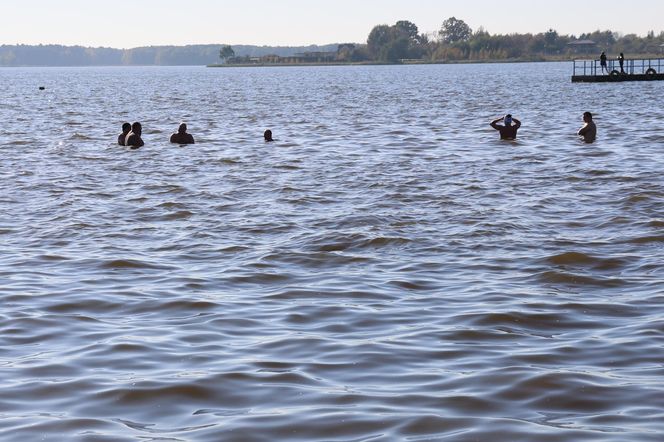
[567, 40, 597, 55]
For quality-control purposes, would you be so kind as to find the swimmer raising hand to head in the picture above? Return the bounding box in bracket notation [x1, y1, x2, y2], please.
[490, 114, 521, 140]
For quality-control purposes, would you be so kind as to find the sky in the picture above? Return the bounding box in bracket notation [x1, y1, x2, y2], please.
[2, 0, 663, 48]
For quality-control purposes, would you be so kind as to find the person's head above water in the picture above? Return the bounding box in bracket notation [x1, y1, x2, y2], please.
[504, 114, 513, 126]
[131, 122, 142, 135]
[583, 112, 593, 122]
[264, 129, 273, 142]
[178, 123, 188, 134]
[118, 122, 132, 146]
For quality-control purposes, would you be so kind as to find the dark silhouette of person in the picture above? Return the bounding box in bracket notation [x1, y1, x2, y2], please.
[118, 122, 131, 146]
[490, 114, 521, 140]
[264, 129, 274, 142]
[600, 51, 609, 74]
[618, 53, 625, 74]
[125, 122, 144, 149]
[170, 123, 195, 144]
[577, 112, 597, 143]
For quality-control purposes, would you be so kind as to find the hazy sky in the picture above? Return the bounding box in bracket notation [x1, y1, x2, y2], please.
[2, 0, 662, 48]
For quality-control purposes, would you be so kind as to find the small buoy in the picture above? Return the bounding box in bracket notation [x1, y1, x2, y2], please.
[39, 86, 45, 90]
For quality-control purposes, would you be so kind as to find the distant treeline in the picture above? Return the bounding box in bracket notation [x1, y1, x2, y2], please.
[221, 19, 664, 65]
[2, 18, 663, 67]
[0, 44, 339, 66]
[356, 18, 664, 62]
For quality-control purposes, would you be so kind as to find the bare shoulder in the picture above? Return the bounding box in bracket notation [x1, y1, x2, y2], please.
[127, 134, 144, 148]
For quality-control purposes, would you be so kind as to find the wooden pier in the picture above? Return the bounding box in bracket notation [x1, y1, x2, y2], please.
[572, 58, 664, 83]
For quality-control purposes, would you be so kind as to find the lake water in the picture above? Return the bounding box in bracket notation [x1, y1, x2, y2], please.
[1, 63, 663, 441]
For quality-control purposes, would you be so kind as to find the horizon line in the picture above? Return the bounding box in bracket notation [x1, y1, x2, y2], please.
[0, 42, 352, 51]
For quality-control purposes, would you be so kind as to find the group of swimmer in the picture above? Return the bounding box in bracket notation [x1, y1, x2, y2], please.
[118, 112, 596, 148]
[118, 122, 148, 148]
[118, 122, 274, 148]
[490, 112, 596, 143]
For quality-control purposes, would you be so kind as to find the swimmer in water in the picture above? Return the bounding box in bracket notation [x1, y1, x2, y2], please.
[118, 122, 131, 146]
[170, 123, 195, 145]
[125, 122, 144, 149]
[577, 112, 597, 143]
[490, 114, 521, 140]
[264, 129, 274, 142]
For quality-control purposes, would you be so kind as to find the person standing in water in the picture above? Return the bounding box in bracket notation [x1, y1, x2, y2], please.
[264, 129, 274, 142]
[118, 122, 131, 146]
[125, 122, 144, 149]
[490, 114, 521, 140]
[577, 112, 597, 144]
[170, 123, 195, 144]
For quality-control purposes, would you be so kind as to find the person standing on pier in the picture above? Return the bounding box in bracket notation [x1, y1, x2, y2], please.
[600, 52, 609, 74]
[618, 53, 625, 74]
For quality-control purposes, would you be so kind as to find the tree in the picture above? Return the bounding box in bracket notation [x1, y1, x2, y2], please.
[582, 30, 616, 47]
[381, 37, 410, 62]
[395, 20, 419, 41]
[219, 45, 235, 62]
[545, 29, 558, 46]
[367, 21, 430, 62]
[544, 29, 558, 54]
[336, 44, 355, 62]
[439, 17, 472, 44]
[367, 24, 393, 58]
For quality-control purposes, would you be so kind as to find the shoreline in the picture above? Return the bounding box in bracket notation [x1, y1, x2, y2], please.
[208, 53, 664, 68]
[207, 58, 564, 68]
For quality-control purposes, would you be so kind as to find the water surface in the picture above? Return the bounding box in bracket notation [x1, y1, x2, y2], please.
[1, 63, 663, 441]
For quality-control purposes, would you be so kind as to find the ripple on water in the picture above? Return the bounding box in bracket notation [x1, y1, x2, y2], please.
[536, 270, 629, 288]
[624, 234, 664, 244]
[96, 259, 178, 270]
[1, 64, 663, 442]
[544, 251, 629, 270]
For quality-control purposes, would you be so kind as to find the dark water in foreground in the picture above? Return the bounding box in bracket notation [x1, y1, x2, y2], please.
[1, 63, 663, 441]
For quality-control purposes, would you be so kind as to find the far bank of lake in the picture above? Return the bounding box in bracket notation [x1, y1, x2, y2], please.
[207, 57, 564, 68]
[207, 54, 664, 68]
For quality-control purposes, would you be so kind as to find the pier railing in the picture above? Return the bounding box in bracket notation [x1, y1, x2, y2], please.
[573, 57, 663, 77]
